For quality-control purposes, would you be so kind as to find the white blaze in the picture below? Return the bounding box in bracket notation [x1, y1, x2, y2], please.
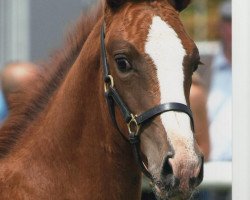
[145, 16, 195, 150]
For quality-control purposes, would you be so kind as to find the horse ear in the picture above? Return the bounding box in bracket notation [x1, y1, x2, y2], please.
[169, 0, 191, 11]
[106, 0, 126, 10]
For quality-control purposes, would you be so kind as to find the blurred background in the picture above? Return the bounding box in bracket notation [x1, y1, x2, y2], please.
[0, 0, 232, 199]
[0, 0, 96, 65]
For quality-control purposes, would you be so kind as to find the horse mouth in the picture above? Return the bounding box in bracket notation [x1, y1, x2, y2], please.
[151, 180, 193, 200]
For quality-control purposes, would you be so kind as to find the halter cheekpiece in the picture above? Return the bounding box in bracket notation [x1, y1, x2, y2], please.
[100, 23, 194, 180]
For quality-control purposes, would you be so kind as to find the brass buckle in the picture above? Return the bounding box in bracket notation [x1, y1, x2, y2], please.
[104, 75, 114, 92]
[127, 114, 140, 135]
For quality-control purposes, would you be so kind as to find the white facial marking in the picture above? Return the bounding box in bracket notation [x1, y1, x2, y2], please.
[145, 16, 196, 158]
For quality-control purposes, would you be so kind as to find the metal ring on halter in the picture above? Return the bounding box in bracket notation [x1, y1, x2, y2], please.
[104, 75, 114, 92]
[127, 114, 140, 135]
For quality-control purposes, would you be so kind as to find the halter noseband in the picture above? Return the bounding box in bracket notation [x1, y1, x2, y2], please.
[100, 24, 194, 180]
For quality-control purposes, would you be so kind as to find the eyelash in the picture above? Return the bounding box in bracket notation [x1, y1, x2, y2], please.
[193, 65, 198, 72]
[193, 61, 203, 72]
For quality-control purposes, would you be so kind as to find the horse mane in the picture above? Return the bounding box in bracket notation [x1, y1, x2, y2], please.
[0, 3, 103, 157]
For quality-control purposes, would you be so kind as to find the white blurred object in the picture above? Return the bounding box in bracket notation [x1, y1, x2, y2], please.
[200, 161, 232, 189]
[0, 0, 30, 68]
[233, 0, 250, 199]
[196, 41, 220, 56]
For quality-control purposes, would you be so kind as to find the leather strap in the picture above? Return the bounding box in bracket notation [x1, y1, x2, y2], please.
[136, 102, 194, 131]
[106, 87, 132, 123]
[129, 132, 153, 180]
[101, 23, 111, 82]
[105, 91, 129, 141]
[106, 86, 194, 132]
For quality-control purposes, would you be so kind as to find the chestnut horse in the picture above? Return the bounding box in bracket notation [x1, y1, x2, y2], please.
[0, 0, 203, 199]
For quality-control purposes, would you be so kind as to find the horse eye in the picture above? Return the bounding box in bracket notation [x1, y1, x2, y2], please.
[115, 57, 132, 73]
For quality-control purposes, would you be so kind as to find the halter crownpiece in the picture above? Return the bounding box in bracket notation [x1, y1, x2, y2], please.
[100, 23, 194, 180]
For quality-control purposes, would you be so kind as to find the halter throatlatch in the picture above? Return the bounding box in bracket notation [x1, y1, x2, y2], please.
[100, 23, 194, 180]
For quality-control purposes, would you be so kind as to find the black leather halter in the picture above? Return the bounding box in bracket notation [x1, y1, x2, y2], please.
[100, 24, 194, 180]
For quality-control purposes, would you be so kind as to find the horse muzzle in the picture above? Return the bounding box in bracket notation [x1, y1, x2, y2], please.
[152, 153, 204, 200]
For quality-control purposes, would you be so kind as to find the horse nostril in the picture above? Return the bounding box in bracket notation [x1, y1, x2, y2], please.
[189, 177, 198, 188]
[196, 156, 204, 186]
[161, 152, 174, 176]
[189, 156, 204, 188]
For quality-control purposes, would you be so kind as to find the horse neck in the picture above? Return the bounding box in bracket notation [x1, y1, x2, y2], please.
[15, 21, 141, 199]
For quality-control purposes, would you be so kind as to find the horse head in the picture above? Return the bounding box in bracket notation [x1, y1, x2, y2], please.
[102, 0, 203, 199]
